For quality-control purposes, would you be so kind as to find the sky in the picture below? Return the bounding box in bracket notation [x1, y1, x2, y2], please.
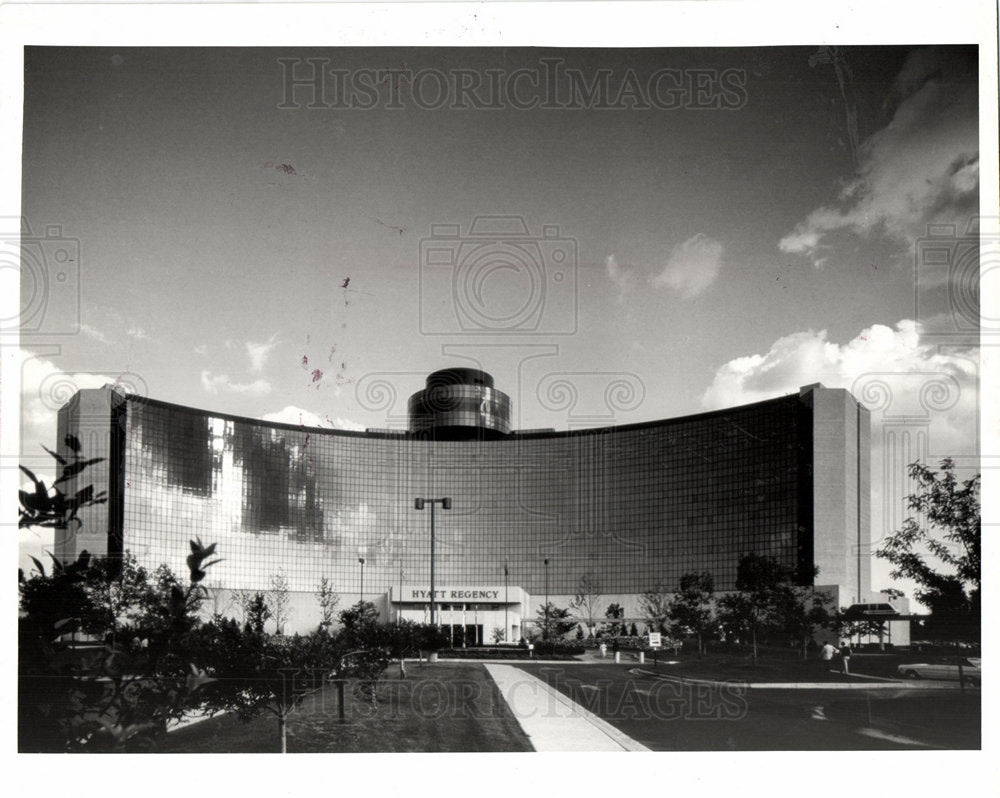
[14, 44, 985, 600]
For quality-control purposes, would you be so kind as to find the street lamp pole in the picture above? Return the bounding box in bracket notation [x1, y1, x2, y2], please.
[358, 556, 365, 611]
[398, 564, 404, 625]
[504, 562, 509, 643]
[544, 558, 550, 641]
[414, 497, 451, 625]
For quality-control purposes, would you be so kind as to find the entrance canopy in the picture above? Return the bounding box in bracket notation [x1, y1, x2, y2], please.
[842, 602, 902, 621]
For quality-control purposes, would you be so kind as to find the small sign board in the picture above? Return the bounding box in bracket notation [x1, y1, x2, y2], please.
[647, 632, 662, 649]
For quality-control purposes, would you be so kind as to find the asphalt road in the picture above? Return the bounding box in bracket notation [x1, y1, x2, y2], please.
[513, 662, 981, 751]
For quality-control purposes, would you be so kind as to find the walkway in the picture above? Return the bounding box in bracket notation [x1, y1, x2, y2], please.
[483, 663, 649, 752]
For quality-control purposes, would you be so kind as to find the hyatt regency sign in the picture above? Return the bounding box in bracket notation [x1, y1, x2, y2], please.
[393, 585, 517, 603]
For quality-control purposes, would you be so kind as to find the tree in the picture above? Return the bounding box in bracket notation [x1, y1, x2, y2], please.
[568, 571, 602, 637]
[716, 554, 803, 663]
[876, 459, 980, 642]
[604, 603, 625, 636]
[338, 600, 379, 632]
[269, 569, 291, 634]
[639, 583, 672, 636]
[18, 539, 220, 752]
[667, 571, 715, 655]
[193, 620, 341, 753]
[18, 444, 223, 752]
[534, 602, 576, 640]
[775, 586, 834, 659]
[18, 435, 107, 531]
[241, 592, 272, 635]
[316, 577, 340, 630]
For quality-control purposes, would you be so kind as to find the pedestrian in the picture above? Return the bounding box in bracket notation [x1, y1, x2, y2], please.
[819, 640, 839, 671]
[840, 641, 853, 674]
[599, 641, 607, 659]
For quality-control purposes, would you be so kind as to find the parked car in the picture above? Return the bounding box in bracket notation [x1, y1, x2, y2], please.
[897, 657, 981, 685]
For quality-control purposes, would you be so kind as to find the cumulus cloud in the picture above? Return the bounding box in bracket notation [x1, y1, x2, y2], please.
[780, 47, 978, 265]
[261, 405, 365, 431]
[702, 319, 977, 413]
[650, 234, 725, 298]
[245, 334, 279, 373]
[200, 370, 271, 396]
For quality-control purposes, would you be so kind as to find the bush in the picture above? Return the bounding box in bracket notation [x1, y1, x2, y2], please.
[436, 646, 584, 660]
[530, 640, 585, 657]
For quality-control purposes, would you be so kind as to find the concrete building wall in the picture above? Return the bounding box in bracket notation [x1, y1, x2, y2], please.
[54, 385, 120, 564]
[810, 387, 871, 604]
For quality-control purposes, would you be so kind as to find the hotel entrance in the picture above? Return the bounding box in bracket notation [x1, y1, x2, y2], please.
[390, 585, 528, 644]
[447, 624, 483, 647]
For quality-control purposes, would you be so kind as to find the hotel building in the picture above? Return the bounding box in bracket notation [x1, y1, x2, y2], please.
[54, 368, 902, 643]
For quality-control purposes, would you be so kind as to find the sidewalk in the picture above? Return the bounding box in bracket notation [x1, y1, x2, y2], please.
[484, 664, 649, 752]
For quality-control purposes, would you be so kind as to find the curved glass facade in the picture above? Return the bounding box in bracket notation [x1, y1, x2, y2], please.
[117, 392, 812, 597]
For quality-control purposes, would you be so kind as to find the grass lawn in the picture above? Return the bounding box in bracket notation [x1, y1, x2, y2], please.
[158, 662, 532, 753]
[632, 650, 868, 683]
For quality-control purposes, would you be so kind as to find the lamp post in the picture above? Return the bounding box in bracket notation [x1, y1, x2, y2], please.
[543, 558, 550, 641]
[397, 564, 404, 626]
[414, 497, 451, 625]
[504, 562, 509, 643]
[358, 555, 365, 611]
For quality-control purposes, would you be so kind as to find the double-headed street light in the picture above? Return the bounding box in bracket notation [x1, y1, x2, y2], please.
[414, 497, 451, 625]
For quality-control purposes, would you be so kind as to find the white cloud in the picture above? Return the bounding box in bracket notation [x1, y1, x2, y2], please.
[80, 323, 111, 344]
[126, 326, 148, 340]
[19, 351, 116, 471]
[194, 344, 208, 356]
[261, 405, 365, 431]
[780, 48, 978, 264]
[650, 233, 724, 298]
[200, 370, 271, 396]
[701, 319, 976, 413]
[245, 334, 279, 373]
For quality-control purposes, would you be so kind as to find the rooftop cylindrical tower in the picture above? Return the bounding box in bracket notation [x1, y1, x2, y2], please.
[407, 368, 512, 440]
